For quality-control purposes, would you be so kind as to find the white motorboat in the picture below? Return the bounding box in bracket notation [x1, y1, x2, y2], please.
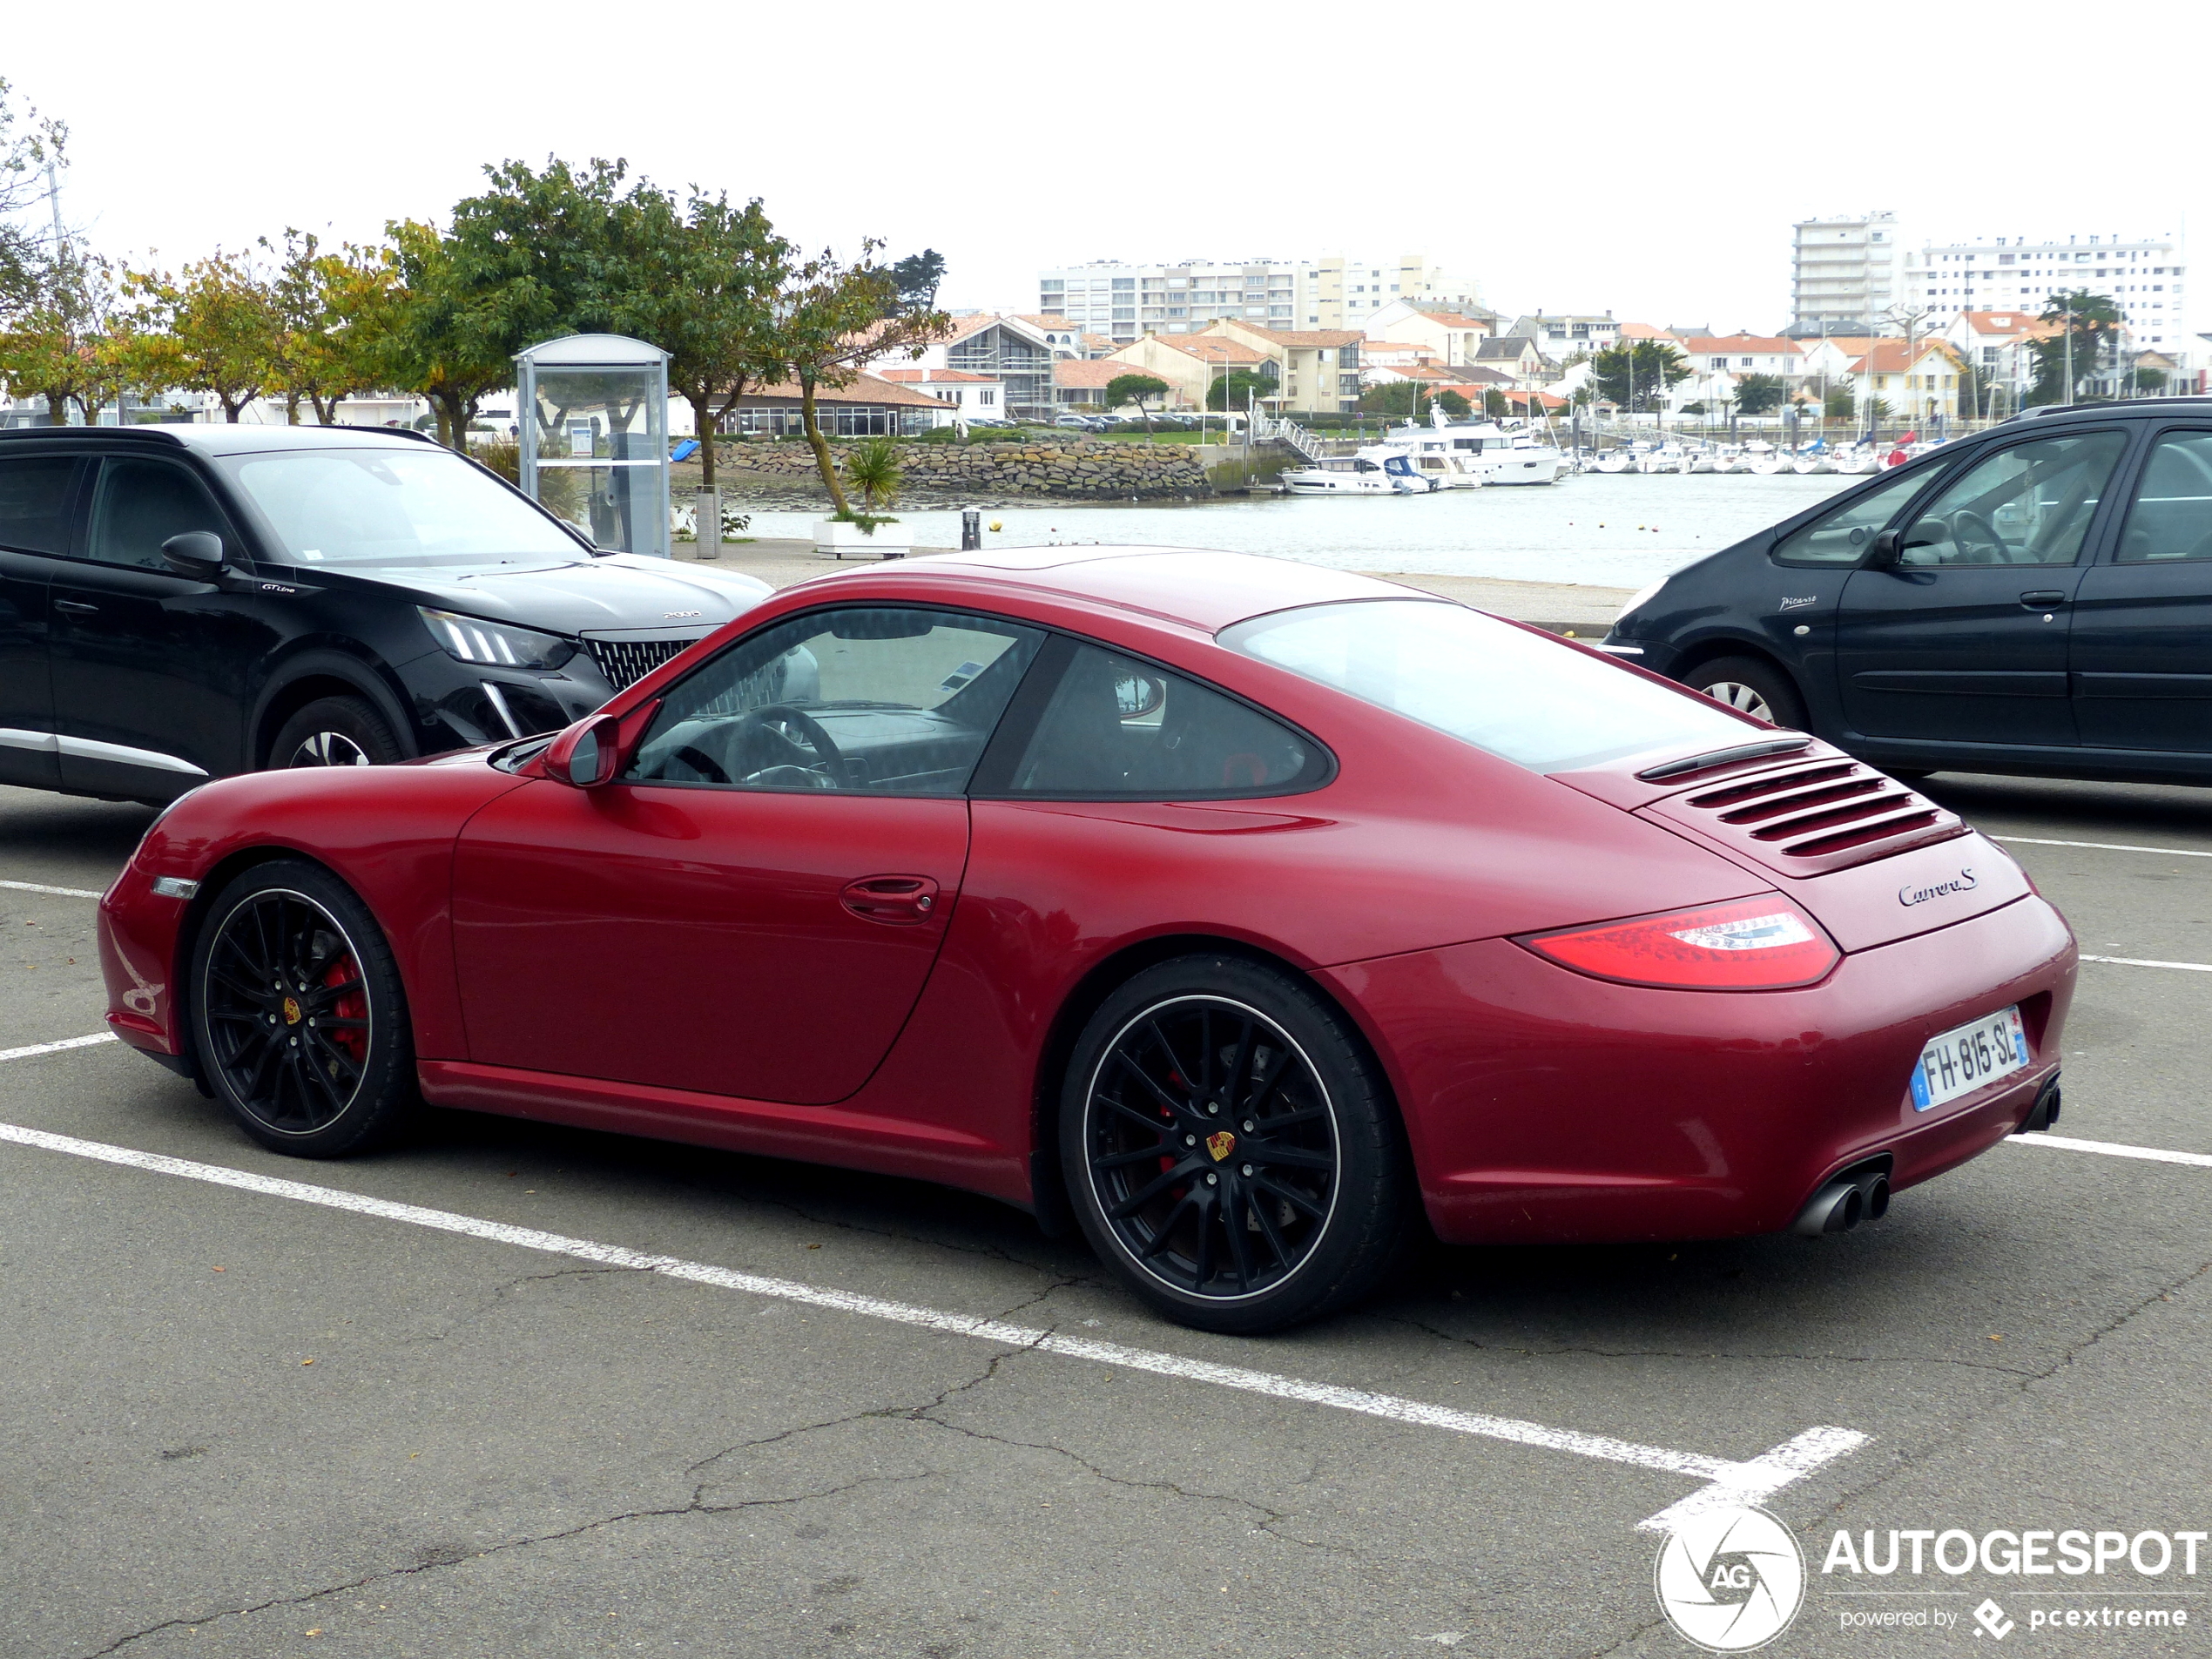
[1747, 452, 1791, 475]
[1279, 448, 1442, 495]
[1592, 450, 1636, 474]
[1377, 408, 1568, 486]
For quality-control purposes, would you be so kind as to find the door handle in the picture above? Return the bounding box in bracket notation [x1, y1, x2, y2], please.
[2019, 591, 2067, 609]
[839, 875, 941, 925]
[54, 599, 98, 616]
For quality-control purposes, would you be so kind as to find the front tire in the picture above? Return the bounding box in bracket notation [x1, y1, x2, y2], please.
[1060, 954, 1411, 1334]
[1683, 655, 1806, 730]
[268, 696, 402, 770]
[191, 860, 418, 1157]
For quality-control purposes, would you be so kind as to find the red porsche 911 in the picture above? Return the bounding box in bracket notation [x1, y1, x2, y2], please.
[98, 548, 2076, 1332]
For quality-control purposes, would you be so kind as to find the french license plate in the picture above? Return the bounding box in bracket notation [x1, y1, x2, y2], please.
[1909, 1006, 2028, 1111]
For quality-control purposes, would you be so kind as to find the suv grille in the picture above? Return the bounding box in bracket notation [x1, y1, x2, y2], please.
[1639, 757, 1966, 877]
[583, 637, 696, 690]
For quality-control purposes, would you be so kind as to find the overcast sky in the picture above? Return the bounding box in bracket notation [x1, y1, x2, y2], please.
[12, 2, 2209, 334]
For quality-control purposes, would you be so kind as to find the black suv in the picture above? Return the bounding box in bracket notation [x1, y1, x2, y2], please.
[0, 424, 772, 803]
[1604, 399, 2212, 786]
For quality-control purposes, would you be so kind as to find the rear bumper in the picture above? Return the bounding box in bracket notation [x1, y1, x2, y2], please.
[1321, 894, 2076, 1245]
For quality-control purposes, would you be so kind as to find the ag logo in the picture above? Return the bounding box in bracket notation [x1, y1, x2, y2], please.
[1654, 1503, 1804, 1651]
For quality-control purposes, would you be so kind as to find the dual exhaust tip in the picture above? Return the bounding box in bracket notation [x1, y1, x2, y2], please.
[1792, 1076, 2063, 1238]
[1795, 1161, 1892, 1237]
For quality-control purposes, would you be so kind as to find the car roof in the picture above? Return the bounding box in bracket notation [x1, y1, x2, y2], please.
[0, 424, 443, 456]
[1999, 397, 2212, 428]
[826, 546, 1429, 632]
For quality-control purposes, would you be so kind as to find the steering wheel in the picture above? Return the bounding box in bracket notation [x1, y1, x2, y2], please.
[732, 704, 845, 788]
[1946, 509, 2010, 563]
[671, 745, 732, 784]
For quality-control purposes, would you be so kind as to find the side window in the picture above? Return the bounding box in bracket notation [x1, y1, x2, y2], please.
[86, 459, 233, 570]
[1896, 430, 2128, 568]
[626, 606, 1042, 795]
[1773, 464, 1937, 563]
[1000, 643, 1320, 799]
[0, 456, 81, 556]
[2117, 431, 2212, 563]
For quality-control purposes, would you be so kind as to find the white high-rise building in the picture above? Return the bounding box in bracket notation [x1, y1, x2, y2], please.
[1789, 212, 1907, 336]
[1035, 255, 1483, 345]
[1904, 232, 2188, 354]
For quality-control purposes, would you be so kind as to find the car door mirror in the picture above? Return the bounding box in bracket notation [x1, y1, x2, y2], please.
[160, 531, 228, 578]
[544, 714, 623, 788]
[1865, 529, 1902, 570]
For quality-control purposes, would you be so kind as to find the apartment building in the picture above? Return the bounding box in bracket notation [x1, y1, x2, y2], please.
[1789, 212, 1907, 336]
[1506, 313, 1622, 356]
[1035, 254, 1480, 343]
[1904, 233, 2188, 356]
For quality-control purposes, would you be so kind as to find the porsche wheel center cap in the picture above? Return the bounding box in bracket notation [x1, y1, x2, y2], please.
[281, 996, 301, 1026]
[1205, 1130, 1236, 1162]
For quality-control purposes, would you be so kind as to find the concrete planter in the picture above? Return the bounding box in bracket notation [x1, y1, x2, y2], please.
[813, 517, 912, 559]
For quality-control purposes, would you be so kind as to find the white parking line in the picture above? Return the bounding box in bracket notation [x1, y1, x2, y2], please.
[0, 1109, 1864, 1534]
[0, 1032, 117, 1062]
[1996, 836, 2212, 860]
[2080, 954, 2212, 974]
[0, 877, 105, 900]
[2009, 1134, 2212, 1170]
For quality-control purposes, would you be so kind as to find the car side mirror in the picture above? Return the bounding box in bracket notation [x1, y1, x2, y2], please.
[544, 714, 622, 788]
[160, 531, 228, 578]
[1865, 529, 1902, 570]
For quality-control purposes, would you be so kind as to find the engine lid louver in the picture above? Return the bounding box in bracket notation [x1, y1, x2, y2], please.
[1636, 756, 1966, 877]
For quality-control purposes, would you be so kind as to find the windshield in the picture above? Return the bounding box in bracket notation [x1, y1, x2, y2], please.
[217, 448, 587, 569]
[1220, 598, 1755, 772]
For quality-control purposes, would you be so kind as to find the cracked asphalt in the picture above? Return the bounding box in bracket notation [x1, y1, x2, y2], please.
[0, 773, 2209, 1658]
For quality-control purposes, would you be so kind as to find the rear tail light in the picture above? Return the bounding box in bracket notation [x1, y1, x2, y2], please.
[1517, 895, 1841, 990]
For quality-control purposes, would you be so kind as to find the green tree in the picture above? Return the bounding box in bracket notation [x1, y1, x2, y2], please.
[1823, 380, 1856, 421]
[1206, 368, 1274, 411]
[0, 245, 124, 422]
[263, 229, 396, 425]
[1735, 372, 1786, 415]
[2027, 290, 2123, 405]
[2132, 366, 2168, 394]
[136, 248, 276, 421]
[1103, 372, 1170, 438]
[602, 185, 791, 489]
[1435, 388, 1472, 417]
[374, 219, 513, 447]
[1590, 341, 1689, 411]
[0, 78, 66, 318]
[773, 242, 949, 518]
[889, 249, 946, 312]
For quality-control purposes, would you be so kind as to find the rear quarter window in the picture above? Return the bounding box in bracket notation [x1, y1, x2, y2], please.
[0, 455, 80, 556]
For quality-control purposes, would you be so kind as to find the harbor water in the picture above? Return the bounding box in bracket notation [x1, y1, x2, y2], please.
[737, 473, 1860, 589]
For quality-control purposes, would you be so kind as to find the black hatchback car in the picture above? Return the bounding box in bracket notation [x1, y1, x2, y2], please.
[1605, 399, 2212, 786]
[0, 424, 773, 804]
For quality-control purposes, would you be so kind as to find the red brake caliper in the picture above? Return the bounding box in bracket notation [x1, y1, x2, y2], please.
[322, 956, 368, 1065]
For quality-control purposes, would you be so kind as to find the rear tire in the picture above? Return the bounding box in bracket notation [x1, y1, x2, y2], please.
[1060, 954, 1412, 1334]
[190, 859, 418, 1157]
[1683, 656, 1806, 731]
[268, 696, 402, 770]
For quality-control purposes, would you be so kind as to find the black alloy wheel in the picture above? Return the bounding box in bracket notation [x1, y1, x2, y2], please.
[192, 860, 418, 1157]
[1062, 955, 1411, 1334]
[268, 696, 402, 772]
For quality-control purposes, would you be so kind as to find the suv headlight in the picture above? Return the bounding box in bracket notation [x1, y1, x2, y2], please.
[1614, 578, 1669, 628]
[419, 608, 576, 670]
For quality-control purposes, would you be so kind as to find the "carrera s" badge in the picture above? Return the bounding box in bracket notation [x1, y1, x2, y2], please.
[1205, 1130, 1236, 1162]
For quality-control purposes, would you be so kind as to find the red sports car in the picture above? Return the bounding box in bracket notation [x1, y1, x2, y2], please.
[98, 548, 2076, 1332]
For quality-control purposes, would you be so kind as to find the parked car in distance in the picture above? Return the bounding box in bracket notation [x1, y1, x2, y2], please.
[102, 548, 2074, 1334]
[1605, 399, 2212, 786]
[0, 425, 774, 804]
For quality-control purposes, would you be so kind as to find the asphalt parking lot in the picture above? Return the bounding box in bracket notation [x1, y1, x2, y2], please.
[2, 773, 2209, 1659]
